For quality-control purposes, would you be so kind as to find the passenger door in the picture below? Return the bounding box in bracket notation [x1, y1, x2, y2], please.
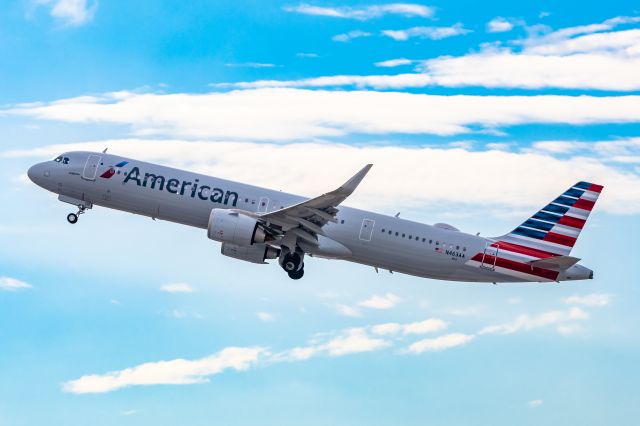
[82, 154, 101, 181]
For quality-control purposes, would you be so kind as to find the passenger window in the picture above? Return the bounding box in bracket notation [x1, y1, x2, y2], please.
[388, 230, 392, 235]
[429, 239, 432, 244]
[422, 238, 426, 242]
[456, 245, 460, 250]
[381, 229, 385, 233]
[341, 220, 345, 224]
[402, 233, 405, 238]
[436, 241, 439, 245]
[395, 232, 398, 236]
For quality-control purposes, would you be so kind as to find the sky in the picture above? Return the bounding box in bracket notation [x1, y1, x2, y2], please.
[1, 1, 640, 425]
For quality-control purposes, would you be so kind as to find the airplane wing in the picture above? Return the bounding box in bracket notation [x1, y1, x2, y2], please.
[258, 164, 373, 244]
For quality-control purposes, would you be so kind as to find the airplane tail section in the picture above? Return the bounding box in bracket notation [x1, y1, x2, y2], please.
[496, 181, 603, 258]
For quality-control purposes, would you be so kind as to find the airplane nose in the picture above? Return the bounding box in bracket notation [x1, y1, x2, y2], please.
[27, 162, 48, 185]
[27, 164, 38, 183]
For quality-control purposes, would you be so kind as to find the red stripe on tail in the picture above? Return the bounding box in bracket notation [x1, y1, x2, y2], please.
[573, 198, 595, 211]
[587, 183, 604, 193]
[557, 215, 586, 230]
[490, 241, 556, 259]
[543, 232, 577, 247]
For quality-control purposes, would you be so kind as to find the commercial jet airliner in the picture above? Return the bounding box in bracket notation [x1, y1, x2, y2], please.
[28, 151, 602, 282]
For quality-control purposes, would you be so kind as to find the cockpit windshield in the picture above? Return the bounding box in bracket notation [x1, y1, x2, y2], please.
[53, 155, 70, 164]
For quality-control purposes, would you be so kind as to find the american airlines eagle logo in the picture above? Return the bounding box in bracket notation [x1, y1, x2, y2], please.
[100, 161, 129, 179]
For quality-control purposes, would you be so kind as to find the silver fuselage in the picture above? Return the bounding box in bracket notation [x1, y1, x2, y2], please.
[27, 151, 593, 283]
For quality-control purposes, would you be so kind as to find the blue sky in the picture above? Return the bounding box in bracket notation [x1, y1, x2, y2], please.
[1, 1, 640, 425]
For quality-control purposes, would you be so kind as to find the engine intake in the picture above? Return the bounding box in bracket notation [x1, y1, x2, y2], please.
[207, 209, 266, 246]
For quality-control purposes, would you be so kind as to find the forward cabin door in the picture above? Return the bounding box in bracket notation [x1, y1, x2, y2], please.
[82, 155, 101, 181]
[359, 219, 375, 241]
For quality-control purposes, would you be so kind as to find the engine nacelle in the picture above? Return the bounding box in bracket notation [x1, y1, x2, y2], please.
[207, 209, 266, 246]
[221, 243, 280, 264]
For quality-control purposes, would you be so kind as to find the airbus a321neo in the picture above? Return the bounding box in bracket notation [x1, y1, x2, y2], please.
[28, 151, 602, 282]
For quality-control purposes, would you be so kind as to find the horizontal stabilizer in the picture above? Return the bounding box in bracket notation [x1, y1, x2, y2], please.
[529, 255, 581, 271]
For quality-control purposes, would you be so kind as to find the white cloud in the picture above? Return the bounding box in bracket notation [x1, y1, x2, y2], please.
[121, 409, 138, 416]
[37, 0, 97, 26]
[160, 283, 195, 293]
[324, 328, 391, 356]
[7, 139, 640, 214]
[528, 399, 544, 408]
[358, 293, 402, 309]
[296, 52, 318, 58]
[8, 89, 640, 141]
[218, 74, 433, 89]
[335, 304, 362, 318]
[564, 293, 612, 307]
[370, 318, 447, 335]
[411, 16, 640, 91]
[284, 3, 434, 20]
[374, 58, 413, 67]
[0, 276, 32, 291]
[382, 23, 470, 41]
[487, 17, 518, 33]
[214, 16, 640, 91]
[332, 30, 372, 42]
[224, 63, 275, 68]
[416, 51, 640, 91]
[62, 347, 264, 394]
[406, 333, 474, 354]
[479, 308, 590, 335]
[256, 312, 275, 322]
[60, 308, 588, 394]
[371, 323, 403, 335]
[402, 319, 447, 335]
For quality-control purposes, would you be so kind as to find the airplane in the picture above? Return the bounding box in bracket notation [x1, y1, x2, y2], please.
[27, 151, 602, 283]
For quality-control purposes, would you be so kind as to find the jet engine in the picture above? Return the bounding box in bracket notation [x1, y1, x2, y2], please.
[221, 243, 280, 264]
[207, 209, 267, 246]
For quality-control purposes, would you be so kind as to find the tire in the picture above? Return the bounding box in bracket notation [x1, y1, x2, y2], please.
[288, 268, 304, 280]
[282, 252, 302, 272]
[67, 213, 78, 224]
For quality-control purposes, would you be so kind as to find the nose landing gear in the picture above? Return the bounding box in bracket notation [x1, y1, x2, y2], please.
[67, 205, 87, 224]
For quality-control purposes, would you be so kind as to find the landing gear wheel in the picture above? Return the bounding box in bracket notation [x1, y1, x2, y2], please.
[282, 252, 302, 272]
[288, 267, 304, 280]
[67, 213, 78, 224]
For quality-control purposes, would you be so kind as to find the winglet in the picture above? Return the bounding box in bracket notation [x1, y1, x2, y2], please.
[336, 164, 373, 196]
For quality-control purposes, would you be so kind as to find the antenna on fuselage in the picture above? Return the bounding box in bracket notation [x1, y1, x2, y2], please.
[102, 147, 108, 153]
[394, 212, 400, 218]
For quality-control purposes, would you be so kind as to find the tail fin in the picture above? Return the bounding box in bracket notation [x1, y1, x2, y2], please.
[497, 182, 603, 257]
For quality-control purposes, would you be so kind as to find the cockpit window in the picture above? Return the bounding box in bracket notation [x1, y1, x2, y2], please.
[53, 155, 70, 164]
[53, 156, 63, 163]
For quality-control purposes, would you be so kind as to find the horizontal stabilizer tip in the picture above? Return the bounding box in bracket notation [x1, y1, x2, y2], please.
[529, 255, 581, 271]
